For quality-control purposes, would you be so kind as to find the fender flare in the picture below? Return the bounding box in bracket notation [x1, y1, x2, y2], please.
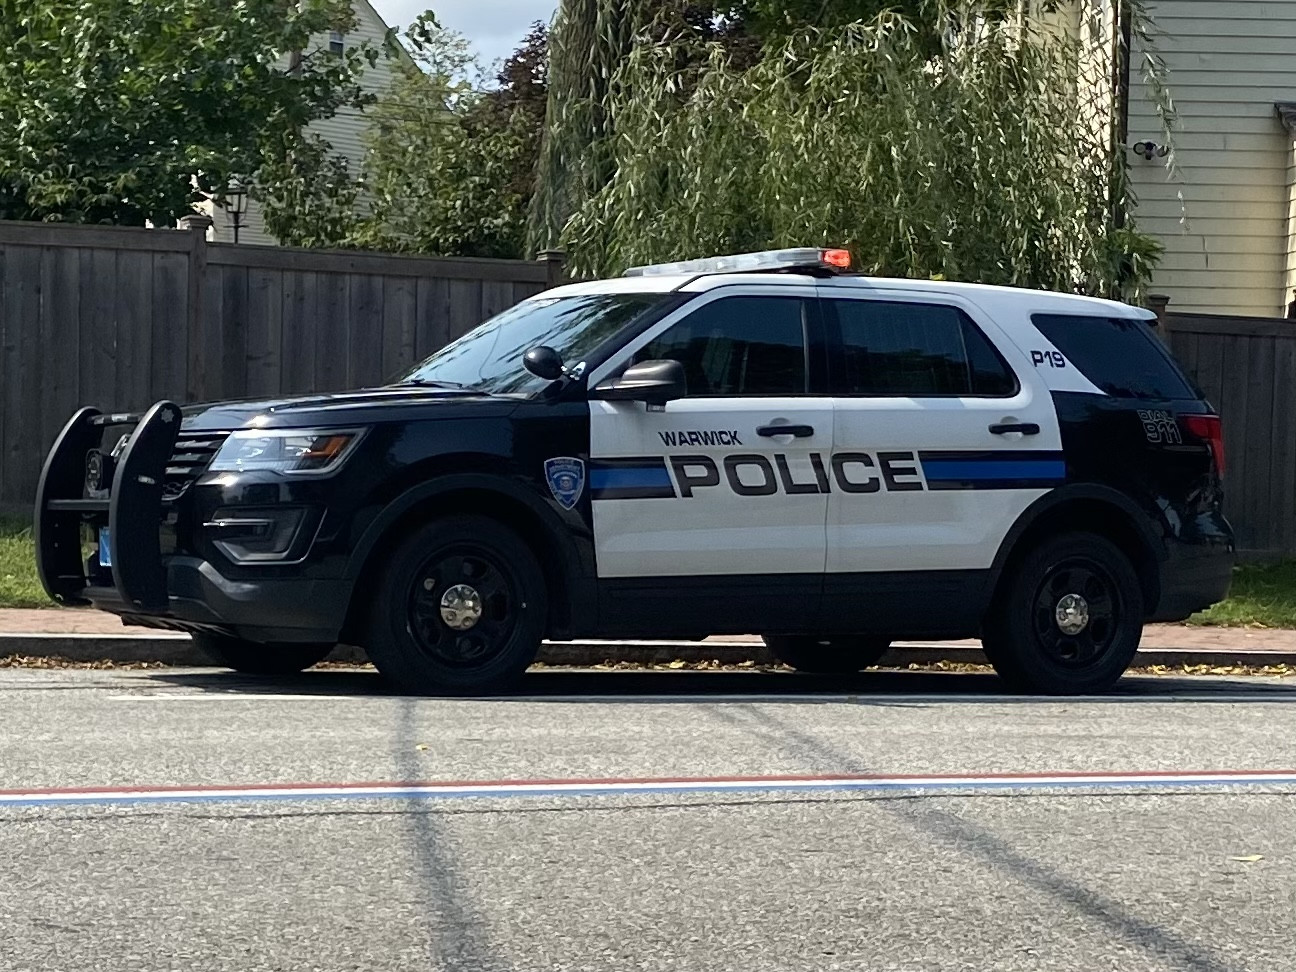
[984, 483, 1166, 595]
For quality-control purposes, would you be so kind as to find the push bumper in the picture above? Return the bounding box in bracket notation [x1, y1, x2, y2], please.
[33, 403, 348, 643]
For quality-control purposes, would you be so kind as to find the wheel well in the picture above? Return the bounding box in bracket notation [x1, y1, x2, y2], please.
[993, 499, 1161, 614]
[340, 489, 573, 644]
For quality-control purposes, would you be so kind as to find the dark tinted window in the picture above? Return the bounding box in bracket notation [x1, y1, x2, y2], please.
[830, 300, 1017, 397]
[636, 296, 808, 396]
[1031, 314, 1195, 400]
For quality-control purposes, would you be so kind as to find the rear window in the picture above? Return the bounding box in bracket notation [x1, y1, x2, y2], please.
[1030, 314, 1196, 400]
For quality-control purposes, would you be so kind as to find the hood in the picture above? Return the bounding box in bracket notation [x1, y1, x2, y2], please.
[180, 386, 512, 431]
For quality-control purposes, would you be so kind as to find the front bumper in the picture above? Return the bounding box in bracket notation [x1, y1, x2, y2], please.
[34, 403, 348, 643]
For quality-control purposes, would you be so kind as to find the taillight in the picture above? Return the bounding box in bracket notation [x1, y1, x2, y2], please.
[1181, 413, 1225, 477]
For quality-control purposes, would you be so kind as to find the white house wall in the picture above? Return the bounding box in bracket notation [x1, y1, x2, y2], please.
[1128, 1, 1296, 317]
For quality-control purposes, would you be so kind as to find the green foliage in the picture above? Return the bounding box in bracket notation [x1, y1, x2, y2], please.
[335, 15, 545, 258]
[0, 0, 382, 227]
[560, 3, 1165, 300]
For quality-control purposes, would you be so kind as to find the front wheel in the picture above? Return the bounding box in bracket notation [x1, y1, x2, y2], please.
[193, 634, 334, 675]
[982, 532, 1144, 695]
[762, 635, 891, 674]
[363, 515, 548, 695]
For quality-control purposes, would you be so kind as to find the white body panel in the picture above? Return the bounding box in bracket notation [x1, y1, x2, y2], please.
[589, 398, 832, 577]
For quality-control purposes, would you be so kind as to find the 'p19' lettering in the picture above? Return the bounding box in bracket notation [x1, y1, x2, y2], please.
[1031, 350, 1066, 369]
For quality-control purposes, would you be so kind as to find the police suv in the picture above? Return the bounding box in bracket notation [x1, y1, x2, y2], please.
[35, 248, 1233, 695]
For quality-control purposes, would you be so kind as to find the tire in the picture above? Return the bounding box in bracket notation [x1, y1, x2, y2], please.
[982, 532, 1144, 695]
[762, 634, 891, 674]
[363, 515, 548, 695]
[193, 634, 334, 675]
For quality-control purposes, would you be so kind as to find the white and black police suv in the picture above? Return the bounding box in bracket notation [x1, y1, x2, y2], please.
[35, 247, 1233, 695]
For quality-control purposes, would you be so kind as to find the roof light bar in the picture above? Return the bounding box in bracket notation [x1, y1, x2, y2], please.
[623, 248, 853, 278]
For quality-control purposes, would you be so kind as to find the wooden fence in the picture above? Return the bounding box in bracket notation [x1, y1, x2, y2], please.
[0, 218, 560, 505]
[1166, 313, 1296, 561]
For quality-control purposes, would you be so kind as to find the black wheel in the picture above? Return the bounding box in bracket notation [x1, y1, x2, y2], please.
[982, 532, 1144, 695]
[762, 634, 891, 674]
[363, 515, 547, 695]
[193, 634, 334, 675]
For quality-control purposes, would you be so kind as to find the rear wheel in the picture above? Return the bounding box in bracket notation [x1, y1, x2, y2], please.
[762, 634, 891, 674]
[363, 515, 547, 695]
[982, 532, 1144, 695]
[193, 634, 333, 675]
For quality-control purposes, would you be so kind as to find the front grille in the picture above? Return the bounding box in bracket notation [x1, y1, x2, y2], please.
[163, 431, 230, 500]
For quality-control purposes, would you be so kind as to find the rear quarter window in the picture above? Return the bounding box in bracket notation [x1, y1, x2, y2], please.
[1030, 313, 1196, 400]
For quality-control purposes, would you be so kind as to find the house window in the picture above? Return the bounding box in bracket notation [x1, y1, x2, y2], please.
[328, 31, 345, 55]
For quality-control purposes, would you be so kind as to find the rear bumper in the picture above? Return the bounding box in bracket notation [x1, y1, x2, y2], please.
[1150, 514, 1235, 622]
[34, 403, 349, 644]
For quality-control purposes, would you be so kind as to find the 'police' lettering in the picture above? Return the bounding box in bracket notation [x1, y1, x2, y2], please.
[776, 454, 821, 495]
[669, 455, 720, 497]
[831, 453, 881, 494]
[725, 454, 779, 496]
[878, 452, 924, 491]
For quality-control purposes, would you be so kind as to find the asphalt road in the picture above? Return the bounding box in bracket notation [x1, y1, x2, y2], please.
[1, 665, 1295, 972]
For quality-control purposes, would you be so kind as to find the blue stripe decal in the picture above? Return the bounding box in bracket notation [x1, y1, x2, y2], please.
[589, 466, 673, 490]
[921, 459, 1066, 483]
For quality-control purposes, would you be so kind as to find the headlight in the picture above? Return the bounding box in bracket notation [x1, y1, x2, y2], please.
[208, 428, 364, 476]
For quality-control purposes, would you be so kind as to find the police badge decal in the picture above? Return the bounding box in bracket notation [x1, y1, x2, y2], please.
[544, 457, 586, 510]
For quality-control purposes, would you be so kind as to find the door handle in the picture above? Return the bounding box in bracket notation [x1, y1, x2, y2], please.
[989, 422, 1040, 436]
[757, 424, 814, 438]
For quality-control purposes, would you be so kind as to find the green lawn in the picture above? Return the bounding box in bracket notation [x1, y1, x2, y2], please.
[0, 516, 45, 609]
[1188, 561, 1296, 629]
[1, 516, 1294, 627]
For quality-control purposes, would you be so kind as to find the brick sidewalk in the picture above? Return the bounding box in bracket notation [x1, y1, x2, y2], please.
[2, 606, 1293, 652]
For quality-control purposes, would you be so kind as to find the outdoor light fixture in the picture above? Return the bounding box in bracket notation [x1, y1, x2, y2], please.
[1131, 140, 1169, 161]
[222, 177, 249, 244]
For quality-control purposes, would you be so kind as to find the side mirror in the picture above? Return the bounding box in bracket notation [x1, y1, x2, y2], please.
[523, 345, 567, 381]
[589, 360, 687, 406]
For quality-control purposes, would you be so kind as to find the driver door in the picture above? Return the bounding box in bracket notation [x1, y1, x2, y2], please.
[585, 289, 832, 616]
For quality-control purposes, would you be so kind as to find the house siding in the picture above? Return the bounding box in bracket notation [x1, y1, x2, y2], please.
[205, 0, 402, 247]
[1127, 0, 1296, 317]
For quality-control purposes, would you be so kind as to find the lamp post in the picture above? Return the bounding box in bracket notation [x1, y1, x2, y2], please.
[223, 178, 249, 244]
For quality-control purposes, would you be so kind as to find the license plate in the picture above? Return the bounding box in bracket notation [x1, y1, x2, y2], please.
[98, 527, 113, 568]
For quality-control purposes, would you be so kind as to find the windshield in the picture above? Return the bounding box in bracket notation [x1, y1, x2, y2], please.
[397, 292, 672, 395]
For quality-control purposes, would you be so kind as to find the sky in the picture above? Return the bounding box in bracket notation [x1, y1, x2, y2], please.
[372, 1, 558, 69]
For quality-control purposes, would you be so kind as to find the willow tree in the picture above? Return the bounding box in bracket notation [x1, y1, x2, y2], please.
[550, 1, 1174, 300]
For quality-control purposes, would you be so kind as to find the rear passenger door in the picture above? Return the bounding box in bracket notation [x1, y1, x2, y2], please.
[820, 290, 1062, 580]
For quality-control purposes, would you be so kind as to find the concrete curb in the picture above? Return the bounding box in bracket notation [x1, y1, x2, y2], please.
[1, 632, 1293, 670]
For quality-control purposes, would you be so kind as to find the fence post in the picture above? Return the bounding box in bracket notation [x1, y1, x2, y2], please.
[178, 213, 213, 401]
[1147, 293, 1170, 338]
[538, 250, 566, 289]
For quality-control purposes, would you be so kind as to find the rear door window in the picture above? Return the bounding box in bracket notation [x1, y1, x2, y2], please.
[1030, 314, 1196, 400]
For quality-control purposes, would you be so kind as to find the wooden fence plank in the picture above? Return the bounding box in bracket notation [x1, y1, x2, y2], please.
[347, 273, 384, 388]
[219, 265, 249, 401]
[382, 276, 418, 382]
[245, 269, 283, 398]
[1244, 337, 1277, 553]
[1275, 338, 1296, 556]
[481, 280, 515, 321]
[416, 278, 453, 360]
[79, 248, 119, 413]
[3, 247, 44, 502]
[315, 272, 350, 393]
[208, 244, 550, 282]
[280, 271, 318, 395]
[447, 279, 484, 342]
[40, 247, 81, 470]
[116, 250, 154, 410]
[150, 251, 189, 402]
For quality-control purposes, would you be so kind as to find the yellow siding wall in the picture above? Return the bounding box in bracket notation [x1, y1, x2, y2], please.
[1128, 1, 1296, 317]
[206, 0, 402, 247]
